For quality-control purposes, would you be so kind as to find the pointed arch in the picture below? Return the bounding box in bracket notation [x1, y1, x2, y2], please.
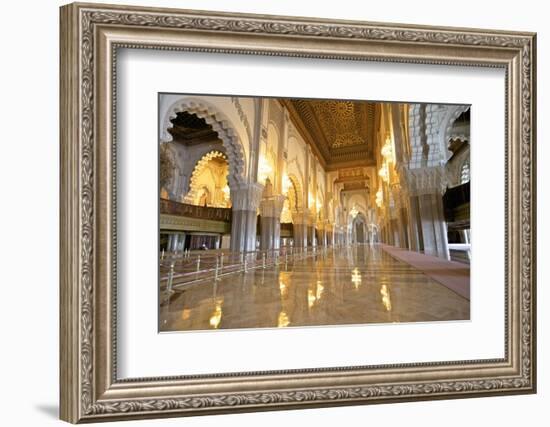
[184, 150, 230, 207]
[160, 97, 246, 187]
[287, 174, 304, 212]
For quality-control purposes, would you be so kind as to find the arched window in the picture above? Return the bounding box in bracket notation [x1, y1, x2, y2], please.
[460, 159, 470, 184]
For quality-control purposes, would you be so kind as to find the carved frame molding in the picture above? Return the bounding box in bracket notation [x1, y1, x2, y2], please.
[60, 2, 536, 423]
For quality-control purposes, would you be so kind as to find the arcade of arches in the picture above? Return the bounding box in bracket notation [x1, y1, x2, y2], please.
[159, 95, 471, 331]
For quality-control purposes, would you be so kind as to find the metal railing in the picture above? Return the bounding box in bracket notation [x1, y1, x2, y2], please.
[159, 244, 342, 294]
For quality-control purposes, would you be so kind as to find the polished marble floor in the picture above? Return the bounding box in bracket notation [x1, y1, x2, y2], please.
[159, 244, 470, 332]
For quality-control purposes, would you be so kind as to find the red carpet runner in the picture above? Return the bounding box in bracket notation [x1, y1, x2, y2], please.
[380, 244, 470, 300]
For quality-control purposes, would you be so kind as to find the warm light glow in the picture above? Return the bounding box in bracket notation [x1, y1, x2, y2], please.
[381, 133, 396, 163]
[209, 300, 223, 329]
[307, 289, 316, 309]
[181, 308, 191, 320]
[378, 134, 395, 183]
[222, 184, 230, 202]
[316, 281, 324, 301]
[351, 267, 361, 289]
[380, 284, 392, 311]
[308, 281, 325, 309]
[381, 135, 395, 161]
[258, 154, 273, 183]
[378, 162, 389, 183]
[277, 311, 290, 328]
[279, 280, 288, 298]
[308, 193, 315, 210]
[280, 197, 293, 223]
[375, 188, 383, 208]
[316, 199, 322, 213]
[282, 173, 291, 195]
[350, 206, 359, 218]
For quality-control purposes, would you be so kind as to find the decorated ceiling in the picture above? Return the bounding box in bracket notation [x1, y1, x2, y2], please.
[168, 111, 220, 145]
[283, 98, 377, 168]
[169, 99, 378, 169]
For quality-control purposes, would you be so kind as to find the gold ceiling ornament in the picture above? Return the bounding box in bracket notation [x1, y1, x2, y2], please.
[329, 100, 354, 119]
[282, 99, 376, 167]
[301, 100, 373, 149]
[333, 132, 365, 148]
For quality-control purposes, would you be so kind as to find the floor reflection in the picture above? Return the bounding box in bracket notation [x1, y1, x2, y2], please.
[159, 245, 470, 332]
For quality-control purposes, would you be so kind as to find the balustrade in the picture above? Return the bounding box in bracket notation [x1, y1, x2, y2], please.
[160, 198, 232, 222]
[159, 244, 344, 293]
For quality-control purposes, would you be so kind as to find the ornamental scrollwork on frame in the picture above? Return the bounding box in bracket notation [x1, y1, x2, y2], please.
[77, 7, 534, 417]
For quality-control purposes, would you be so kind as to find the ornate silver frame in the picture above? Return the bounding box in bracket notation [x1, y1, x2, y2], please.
[60, 2, 537, 423]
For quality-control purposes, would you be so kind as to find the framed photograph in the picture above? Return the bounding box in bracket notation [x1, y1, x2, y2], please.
[60, 2, 536, 423]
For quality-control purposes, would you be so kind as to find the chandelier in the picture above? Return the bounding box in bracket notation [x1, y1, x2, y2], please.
[378, 162, 389, 182]
[258, 154, 272, 184]
[375, 188, 383, 208]
[378, 133, 395, 183]
[381, 134, 395, 162]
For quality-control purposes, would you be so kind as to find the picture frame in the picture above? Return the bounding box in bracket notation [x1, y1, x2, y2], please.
[59, 2, 536, 423]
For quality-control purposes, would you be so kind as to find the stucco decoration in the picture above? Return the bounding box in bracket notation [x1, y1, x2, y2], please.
[184, 151, 231, 207]
[161, 98, 247, 187]
[159, 143, 175, 190]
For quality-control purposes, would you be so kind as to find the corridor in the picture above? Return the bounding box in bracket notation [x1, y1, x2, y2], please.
[159, 244, 470, 332]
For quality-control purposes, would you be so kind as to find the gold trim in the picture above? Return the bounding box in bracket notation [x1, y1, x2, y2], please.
[60, 2, 536, 423]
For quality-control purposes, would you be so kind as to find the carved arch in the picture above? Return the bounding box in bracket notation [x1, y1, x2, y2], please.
[287, 173, 304, 212]
[408, 104, 470, 169]
[161, 98, 246, 187]
[184, 151, 229, 206]
[439, 105, 470, 161]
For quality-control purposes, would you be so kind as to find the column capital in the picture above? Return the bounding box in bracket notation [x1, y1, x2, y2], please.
[230, 182, 264, 211]
[291, 209, 309, 225]
[259, 194, 286, 218]
[402, 166, 447, 196]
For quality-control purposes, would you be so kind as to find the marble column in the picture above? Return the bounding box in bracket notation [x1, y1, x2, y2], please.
[170, 234, 179, 252]
[230, 183, 264, 253]
[259, 195, 286, 250]
[401, 166, 450, 259]
[407, 195, 422, 252]
[305, 212, 315, 247]
[323, 227, 328, 246]
[177, 233, 186, 252]
[417, 192, 449, 260]
[306, 225, 313, 247]
[291, 210, 308, 247]
[396, 206, 408, 249]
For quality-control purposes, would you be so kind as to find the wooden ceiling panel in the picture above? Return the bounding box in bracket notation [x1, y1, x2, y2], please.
[282, 98, 377, 168]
